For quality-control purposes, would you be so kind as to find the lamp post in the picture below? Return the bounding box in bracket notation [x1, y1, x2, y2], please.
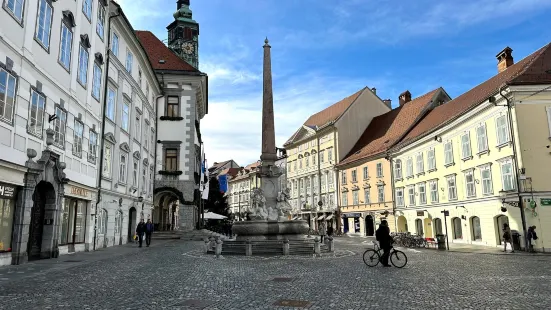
[440, 209, 450, 250]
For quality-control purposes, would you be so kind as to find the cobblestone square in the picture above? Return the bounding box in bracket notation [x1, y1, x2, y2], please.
[0, 237, 550, 309]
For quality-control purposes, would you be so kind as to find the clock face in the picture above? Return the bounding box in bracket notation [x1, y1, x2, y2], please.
[181, 42, 194, 55]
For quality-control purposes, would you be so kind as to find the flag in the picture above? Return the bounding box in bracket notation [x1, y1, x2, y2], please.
[202, 158, 210, 200]
[219, 174, 228, 193]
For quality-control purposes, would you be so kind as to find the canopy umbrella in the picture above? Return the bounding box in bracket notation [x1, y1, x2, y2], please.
[203, 211, 228, 220]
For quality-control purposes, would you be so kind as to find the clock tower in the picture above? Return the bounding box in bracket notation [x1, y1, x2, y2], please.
[167, 0, 199, 69]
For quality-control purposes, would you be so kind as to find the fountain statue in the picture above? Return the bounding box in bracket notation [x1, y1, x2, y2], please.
[231, 38, 309, 241]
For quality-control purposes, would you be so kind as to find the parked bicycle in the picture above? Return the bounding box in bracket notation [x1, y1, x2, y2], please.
[392, 232, 427, 248]
[363, 241, 408, 268]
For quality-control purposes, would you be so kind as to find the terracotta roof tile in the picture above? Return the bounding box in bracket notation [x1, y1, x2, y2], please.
[397, 43, 551, 148]
[339, 89, 442, 166]
[218, 167, 241, 178]
[135, 30, 198, 72]
[304, 87, 367, 128]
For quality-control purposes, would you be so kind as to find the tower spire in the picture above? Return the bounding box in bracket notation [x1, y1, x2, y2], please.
[260, 37, 276, 162]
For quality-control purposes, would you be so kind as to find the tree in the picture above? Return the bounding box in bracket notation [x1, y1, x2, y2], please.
[204, 177, 230, 216]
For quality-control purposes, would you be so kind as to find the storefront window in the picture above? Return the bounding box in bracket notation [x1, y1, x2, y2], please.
[60, 198, 87, 245]
[0, 199, 15, 252]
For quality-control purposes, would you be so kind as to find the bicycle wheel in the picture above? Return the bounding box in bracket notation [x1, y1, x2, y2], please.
[390, 250, 408, 268]
[363, 249, 380, 267]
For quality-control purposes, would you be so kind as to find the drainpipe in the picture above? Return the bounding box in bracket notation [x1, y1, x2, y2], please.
[387, 152, 397, 233]
[152, 93, 163, 225]
[499, 86, 528, 252]
[333, 130, 341, 233]
[94, 8, 121, 252]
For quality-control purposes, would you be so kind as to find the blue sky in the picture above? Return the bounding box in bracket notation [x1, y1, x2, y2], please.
[119, 0, 551, 167]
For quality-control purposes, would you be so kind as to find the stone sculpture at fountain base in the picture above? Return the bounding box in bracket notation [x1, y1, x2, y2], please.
[232, 220, 309, 241]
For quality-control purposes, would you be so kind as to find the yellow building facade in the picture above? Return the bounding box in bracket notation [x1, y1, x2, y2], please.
[227, 162, 261, 219]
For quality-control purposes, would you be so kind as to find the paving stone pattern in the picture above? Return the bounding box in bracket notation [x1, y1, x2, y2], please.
[0, 238, 551, 309]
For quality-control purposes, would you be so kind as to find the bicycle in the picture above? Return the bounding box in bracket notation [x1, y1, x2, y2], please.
[362, 242, 408, 268]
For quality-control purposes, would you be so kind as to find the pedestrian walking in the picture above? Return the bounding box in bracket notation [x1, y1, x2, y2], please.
[318, 221, 327, 243]
[136, 219, 146, 248]
[375, 220, 393, 267]
[527, 226, 538, 253]
[145, 219, 154, 247]
[502, 223, 514, 253]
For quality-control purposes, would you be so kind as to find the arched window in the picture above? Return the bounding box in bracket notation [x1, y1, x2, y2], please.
[394, 159, 402, 179]
[305, 153, 310, 167]
[415, 218, 424, 236]
[452, 217, 463, 239]
[471, 216, 482, 241]
[433, 218, 443, 235]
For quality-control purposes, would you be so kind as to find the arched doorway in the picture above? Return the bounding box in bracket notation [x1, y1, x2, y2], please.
[423, 218, 433, 238]
[28, 181, 56, 260]
[154, 191, 179, 231]
[471, 216, 482, 241]
[433, 218, 443, 235]
[128, 207, 137, 242]
[452, 217, 463, 239]
[495, 215, 509, 245]
[415, 219, 424, 236]
[114, 210, 123, 245]
[365, 215, 375, 236]
[397, 216, 408, 232]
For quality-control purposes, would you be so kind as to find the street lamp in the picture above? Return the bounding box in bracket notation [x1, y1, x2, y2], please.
[499, 190, 528, 252]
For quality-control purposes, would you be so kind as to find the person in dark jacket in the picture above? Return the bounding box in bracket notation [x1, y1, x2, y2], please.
[375, 220, 393, 267]
[136, 219, 146, 248]
[527, 226, 538, 253]
[145, 219, 154, 247]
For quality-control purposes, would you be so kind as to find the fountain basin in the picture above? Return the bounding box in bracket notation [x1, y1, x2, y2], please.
[232, 220, 309, 241]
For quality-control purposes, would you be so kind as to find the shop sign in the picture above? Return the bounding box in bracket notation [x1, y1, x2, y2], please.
[68, 185, 90, 199]
[341, 213, 361, 218]
[416, 211, 425, 216]
[0, 182, 17, 199]
[540, 198, 551, 206]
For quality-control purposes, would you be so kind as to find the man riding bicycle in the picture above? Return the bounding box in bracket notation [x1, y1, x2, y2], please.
[375, 220, 393, 267]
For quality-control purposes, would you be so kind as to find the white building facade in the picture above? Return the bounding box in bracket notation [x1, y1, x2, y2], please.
[0, 0, 109, 265]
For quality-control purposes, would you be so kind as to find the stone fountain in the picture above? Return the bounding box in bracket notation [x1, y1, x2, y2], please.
[231, 38, 309, 241]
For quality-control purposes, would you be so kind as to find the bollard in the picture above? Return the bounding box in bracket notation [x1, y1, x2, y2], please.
[204, 237, 210, 253]
[246, 238, 252, 256]
[328, 236, 335, 252]
[215, 238, 223, 258]
[283, 239, 290, 256]
[314, 237, 321, 254]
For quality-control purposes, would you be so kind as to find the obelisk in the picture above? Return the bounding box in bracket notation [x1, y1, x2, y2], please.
[258, 38, 281, 212]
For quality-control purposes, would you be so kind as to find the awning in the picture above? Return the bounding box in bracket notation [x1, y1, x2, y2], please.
[317, 215, 325, 220]
[203, 212, 227, 220]
[325, 214, 334, 220]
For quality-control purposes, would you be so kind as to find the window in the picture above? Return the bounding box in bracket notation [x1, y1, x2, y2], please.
[96, 4, 106, 40]
[396, 188, 404, 206]
[352, 190, 359, 205]
[146, 84, 150, 98]
[149, 169, 153, 194]
[92, 63, 102, 100]
[480, 166, 493, 195]
[418, 183, 426, 204]
[150, 129, 155, 151]
[444, 142, 454, 165]
[142, 166, 146, 192]
[125, 50, 133, 74]
[77, 45, 89, 86]
[0, 198, 16, 252]
[394, 160, 402, 179]
[406, 158, 413, 177]
[351, 170, 357, 182]
[452, 217, 463, 239]
[58, 23, 73, 70]
[416, 153, 424, 173]
[305, 154, 309, 167]
[132, 162, 138, 187]
[312, 152, 316, 165]
[102, 144, 112, 177]
[364, 188, 370, 204]
[5, 0, 25, 22]
[427, 149, 436, 171]
[165, 148, 178, 171]
[28, 90, 45, 137]
[135, 115, 141, 139]
[35, 0, 53, 49]
[82, 0, 92, 20]
[119, 154, 127, 183]
[465, 170, 476, 197]
[167, 96, 179, 117]
[461, 133, 471, 159]
[107, 88, 116, 121]
[88, 130, 97, 163]
[299, 158, 302, 169]
[376, 163, 383, 177]
[320, 150, 324, 163]
[408, 186, 415, 206]
[476, 125, 488, 153]
[342, 171, 347, 184]
[328, 173, 333, 185]
[328, 149, 332, 162]
[144, 126, 149, 149]
[52, 106, 66, 146]
[73, 120, 83, 157]
[138, 69, 142, 86]
[363, 166, 369, 179]
[500, 160, 515, 191]
[429, 180, 438, 202]
[471, 216, 482, 241]
[446, 175, 457, 200]
[0, 69, 17, 123]
[377, 185, 384, 203]
[112, 33, 119, 57]
[121, 102, 129, 131]
[496, 115, 510, 145]
[342, 194, 348, 206]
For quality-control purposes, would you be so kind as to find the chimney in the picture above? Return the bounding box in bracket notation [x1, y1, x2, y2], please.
[399, 90, 412, 106]
[383, 99, 392, 108]
[371, 87, 376, 95]
[496, 47, 514, 73]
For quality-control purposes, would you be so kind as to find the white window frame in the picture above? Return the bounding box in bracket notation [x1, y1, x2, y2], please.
[142, 165, 147, 192]
[150, 129, 155, 151]
[92, 63, 102, 100]
[132, 161, 138, 187]
[352, 190, 359, 205]
[73, 120, 84, 157]
[396, 188, 404, 207]
[35, 0, 53, 49]
[464, 170, 476, 198]
[111, 32, 119, 57]
[364, 188, 370, 204]
[342, 171, 347, 184]
[377, 185, 384, 203]
[408, 186, 415, 206]
[0, 68, 17, 123]
[429, 180, 438, 203]
[476, 124, 489, 153]
[107, 87, 116, 121]
[126, 49, 133, 74]
[58, 22, 73, 70]
[500, 160, 516, 191]
[496, 115, 510, 146]
[351, 170, 357, 182]
[376, 163, 383, 177]
[82, 0, 92, 21]
[461, 132, 472, 159]
[416, 153, 424, 174]
[28, 90, 45, 138]
[406, 157, 413, 177]
[102, 143, 112, 178]
[52, 106, 66, 147]
[427, 149, 436, 171]
[135, 114, 141, 140]
[4, 0, 25, 22]
[546, 106, 551, 137]
[342, 193, 348, 206]
[394, 160, 402, 179]
[480, 165, 493, 195]
[418, 183, 426, 205]
[363, 166, 369, 179]
[122, 101, 129, 131]
[119, 153, 127, 183]
[77, 45, 89, 87]
[446, 175, 458, 200]
[88, 130, 98, 163]
[96, 3, 106, 40]
[444, 141, 454, 165]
